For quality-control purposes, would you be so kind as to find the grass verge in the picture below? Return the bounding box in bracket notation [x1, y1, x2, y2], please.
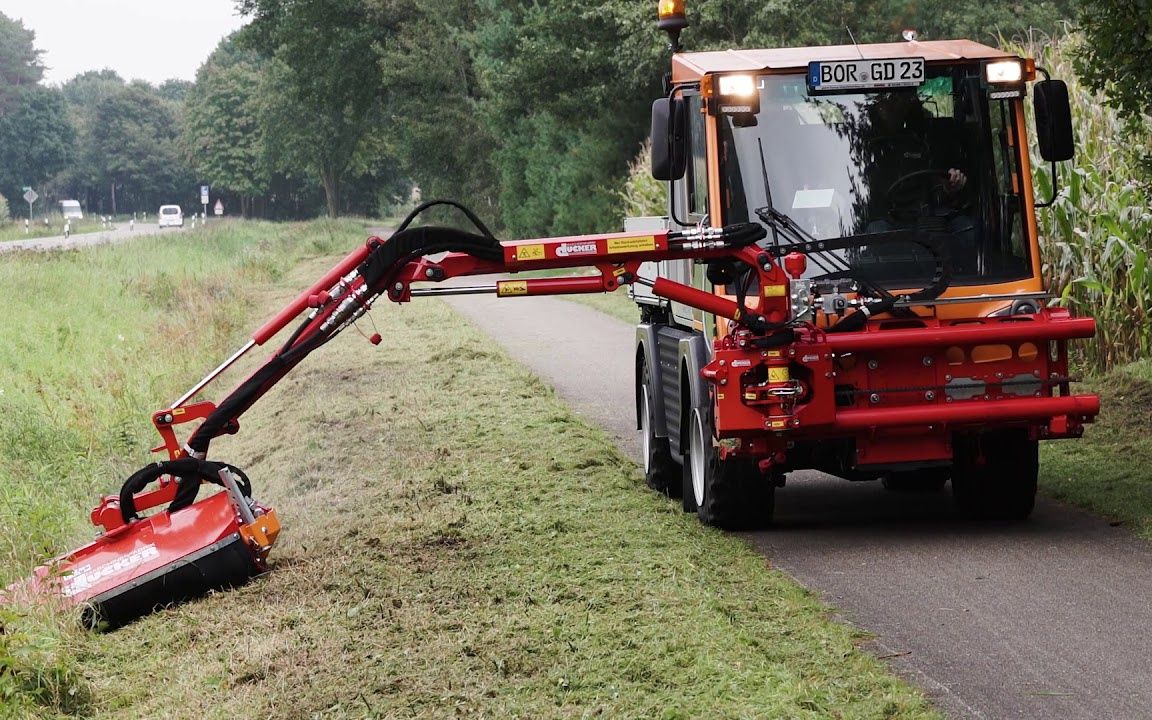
[0, 218, 372, 719]
[3, 223, 937, 718]
[1040, 360, 1152, 538]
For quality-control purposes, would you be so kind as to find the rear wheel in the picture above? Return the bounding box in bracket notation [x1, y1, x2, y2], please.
[640, 361, 679, 497]
[682, 406, 775, 529]
[951, 429, 1038, 521]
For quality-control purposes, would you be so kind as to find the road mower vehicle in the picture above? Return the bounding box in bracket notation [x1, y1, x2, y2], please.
[10, 2, 1096, 626]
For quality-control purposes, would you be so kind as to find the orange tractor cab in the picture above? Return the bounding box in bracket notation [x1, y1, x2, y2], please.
[633, 9, 1093, 527]
[11, 6, 1096, 625]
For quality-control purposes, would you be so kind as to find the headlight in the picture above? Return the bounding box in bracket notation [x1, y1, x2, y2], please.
[986, 60, 1023, 84]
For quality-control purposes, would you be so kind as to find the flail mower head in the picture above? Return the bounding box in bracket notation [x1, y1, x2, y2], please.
[14, 458, 279, 629]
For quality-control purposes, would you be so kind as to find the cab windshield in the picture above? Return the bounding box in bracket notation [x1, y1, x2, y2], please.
[719, 68, 1031, 288]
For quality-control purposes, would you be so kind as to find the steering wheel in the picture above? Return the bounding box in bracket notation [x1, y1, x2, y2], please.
[885, 168, 971, 224]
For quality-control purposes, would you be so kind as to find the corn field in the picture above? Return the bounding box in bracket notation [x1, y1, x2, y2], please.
[1019, 35, 1152, 373]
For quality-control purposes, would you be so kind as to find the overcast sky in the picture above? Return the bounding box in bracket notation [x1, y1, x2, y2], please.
[0, 1, 249, 86]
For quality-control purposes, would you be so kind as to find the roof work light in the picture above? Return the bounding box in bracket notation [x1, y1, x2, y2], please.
[986, 60, 1023, 84]
[715, 74, 760, 116]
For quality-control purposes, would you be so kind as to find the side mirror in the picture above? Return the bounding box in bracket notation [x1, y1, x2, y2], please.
[650, 97, 687, 181]
[1034, 79, 1074, 162]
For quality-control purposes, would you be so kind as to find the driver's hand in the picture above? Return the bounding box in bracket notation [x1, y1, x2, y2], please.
[945, 168, 968, 192]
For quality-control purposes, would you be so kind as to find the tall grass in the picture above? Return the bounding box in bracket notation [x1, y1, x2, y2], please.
[1021, 35, 1152, 372]
[0, 218, 364, 718]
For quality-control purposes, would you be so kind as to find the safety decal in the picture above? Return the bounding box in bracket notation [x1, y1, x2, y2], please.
[516, 244, 545, 261]
[606, 235, 657, 254]
[769, 420, 787, 429]
[768, 367, 790, 383]
[763, 284, 787, 297]
[497, 281, 529, 297]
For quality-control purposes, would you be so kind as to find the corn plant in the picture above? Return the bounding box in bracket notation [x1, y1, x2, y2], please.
[1021, 34, 1152, 372]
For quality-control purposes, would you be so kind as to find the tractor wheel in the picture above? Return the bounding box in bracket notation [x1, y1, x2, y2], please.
[640, 361, 679, 498]
[682, 406, 774, 530]
[882, 467, 950, 493]
[951, 429, 1038, 521]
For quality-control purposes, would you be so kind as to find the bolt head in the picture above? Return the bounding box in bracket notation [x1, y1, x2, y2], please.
[869, 393, 880, 404]
[922, 356, 934, 366]
[867, 359, 879, 370]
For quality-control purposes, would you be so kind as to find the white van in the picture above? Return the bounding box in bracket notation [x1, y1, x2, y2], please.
[158, 205, 183, 228]
[60, 200, 83, 219]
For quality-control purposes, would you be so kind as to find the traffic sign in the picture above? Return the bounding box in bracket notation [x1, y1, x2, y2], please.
[214, 199, 224, 216]
[200, 185, 210, 204]
[23, 188, 38, 204]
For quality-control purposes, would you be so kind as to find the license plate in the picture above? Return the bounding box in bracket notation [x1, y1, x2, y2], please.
[807, 57, 925, 93]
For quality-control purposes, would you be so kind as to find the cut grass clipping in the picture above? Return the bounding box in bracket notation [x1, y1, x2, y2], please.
[3, 223, 935, 718]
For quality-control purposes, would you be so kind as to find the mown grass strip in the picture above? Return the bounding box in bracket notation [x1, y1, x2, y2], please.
[1040, 360, 1152, 538]
[73, 249, 937, 719]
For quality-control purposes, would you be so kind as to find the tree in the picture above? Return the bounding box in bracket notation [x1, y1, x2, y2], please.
[183, 37, 271, 217]
[237, 0, 397, 217]
[0, 12, 42, 115]
[0, 85, 73, 208]
[1077, 3, 1152, 123]
[88, 85, 191, 213]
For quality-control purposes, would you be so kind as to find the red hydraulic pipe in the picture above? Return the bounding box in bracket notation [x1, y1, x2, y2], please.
[824, 316, 1096, 353]
[652, 277, 743, 320]
[834, 394, 1100, 430]
[251, 241, 375, 345]
[496, 276, 610, 297]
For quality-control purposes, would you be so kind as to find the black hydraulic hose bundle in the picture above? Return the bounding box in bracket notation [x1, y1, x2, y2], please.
[119, 458, 252, 522]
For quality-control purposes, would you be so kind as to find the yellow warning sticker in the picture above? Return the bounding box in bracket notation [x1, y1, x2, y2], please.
[768, 367, 790, 383]
[606, 235, 656, 254]
[612, 266, 627, 277]
[763, 284, 787, 297]
[516, 244, 545, 261]
[173, 408, 186, 416]
[765, 350, 783, 358]
[769, 420, 787, 429]
[497, 280, 528, 297]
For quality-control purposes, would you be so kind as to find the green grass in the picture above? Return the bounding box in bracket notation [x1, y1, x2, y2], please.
[0, 218, 367, 719]
[0, 215, 115, 243]
[1, 223, 937, 719]
[1040, 360, 1152, 537]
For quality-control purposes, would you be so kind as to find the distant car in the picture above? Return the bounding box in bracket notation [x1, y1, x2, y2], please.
[59, 200, 83, 219]
[158, 205, 183, 228]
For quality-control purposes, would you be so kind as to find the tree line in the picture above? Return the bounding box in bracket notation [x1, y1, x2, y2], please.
[6, 0, 1143, 237]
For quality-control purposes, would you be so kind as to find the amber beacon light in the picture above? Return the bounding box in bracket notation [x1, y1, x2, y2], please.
[658, 0, 688, 51]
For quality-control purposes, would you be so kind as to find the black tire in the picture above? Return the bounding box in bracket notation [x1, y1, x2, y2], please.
[682, 406, 775, 530]
[882, 467, 950, 493]
[640, 360, 679, 497]
[951, 429, 1038, 521]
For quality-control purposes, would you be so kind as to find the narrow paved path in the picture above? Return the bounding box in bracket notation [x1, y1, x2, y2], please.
[0, 222, 188, 254]
[446, 293, 1152, 720]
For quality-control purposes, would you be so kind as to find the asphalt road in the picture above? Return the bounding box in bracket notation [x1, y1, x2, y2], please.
[445, 293, 1152, 720]
[0, 221, 187, 254]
